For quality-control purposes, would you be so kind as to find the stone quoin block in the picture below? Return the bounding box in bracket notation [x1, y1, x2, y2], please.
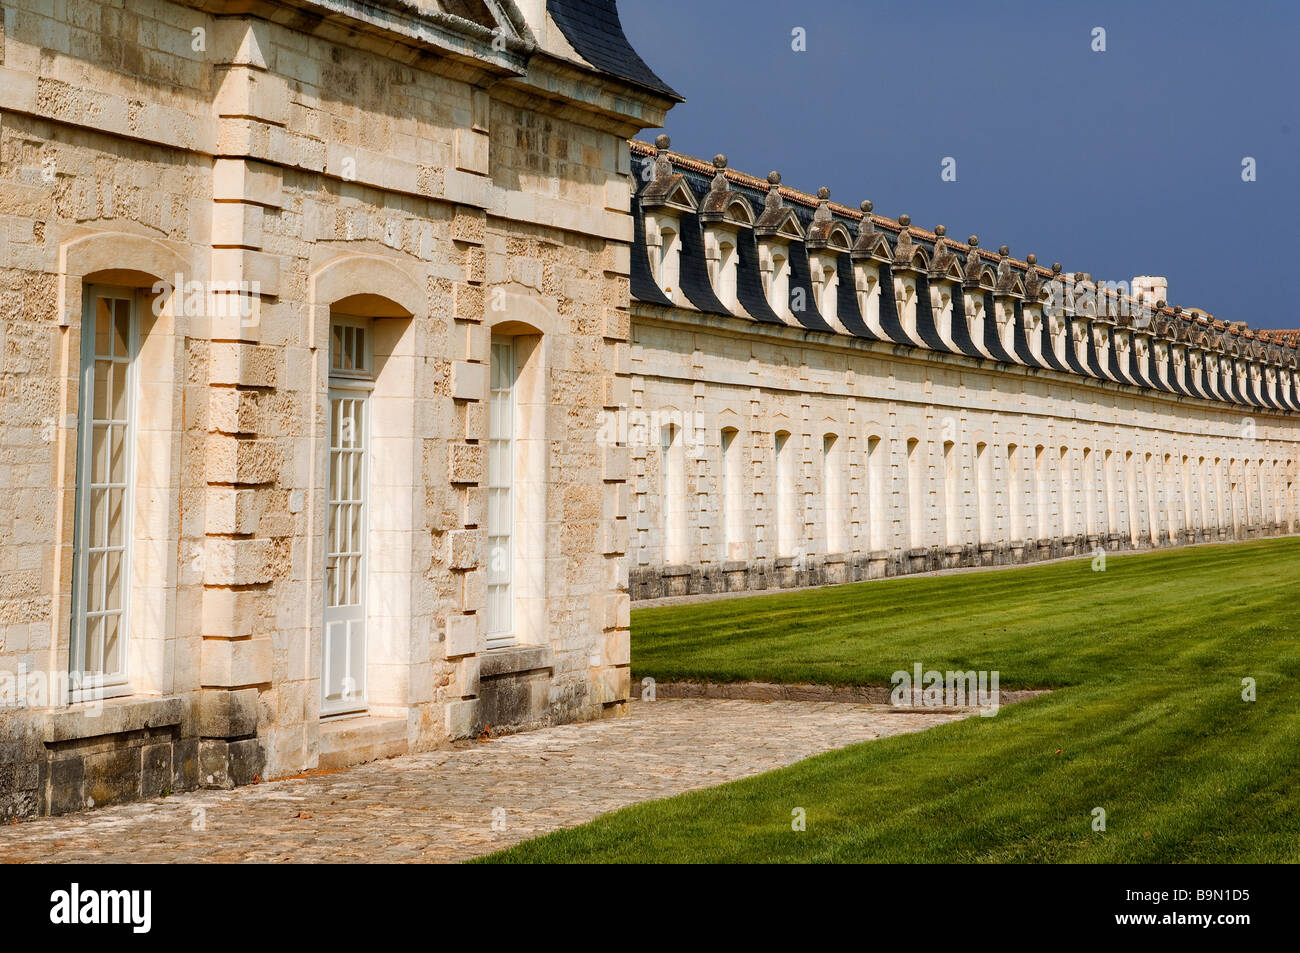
[445, 614, 481, 659]
[451, 360, 487, 402]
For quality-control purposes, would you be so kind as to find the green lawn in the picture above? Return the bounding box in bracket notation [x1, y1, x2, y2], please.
[483, 537, 1300, 862]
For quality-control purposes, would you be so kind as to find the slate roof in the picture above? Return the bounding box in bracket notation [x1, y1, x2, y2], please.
[546, 0, 682, 99]
[626, 139, 1300, 413]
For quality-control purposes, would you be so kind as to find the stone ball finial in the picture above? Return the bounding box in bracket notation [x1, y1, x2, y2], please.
[1174, 305, 1183, 315]
[1026, 253, 1037, 266]
[934, 224, 946, 237]
[1156, 299, 1166, 310]
[767, 171, 782, 186]
[998, 244, 1010, 257]
[968, 235, 979, 247]
[1052, 262, 1062, 274]
[898, 213, 911, 227]
[655, 134, 671, 151]
[713, 154, 728, 169]
[861, 200, 873, 214]
[1074, 272, 1084, 281]
[817, 187, 830, 200]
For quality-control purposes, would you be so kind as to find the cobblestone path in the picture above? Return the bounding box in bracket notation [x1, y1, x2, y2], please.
[0, 699, 969, 863]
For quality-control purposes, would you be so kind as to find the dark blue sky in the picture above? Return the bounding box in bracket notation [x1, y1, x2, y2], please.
[620, 0, 1298, 329]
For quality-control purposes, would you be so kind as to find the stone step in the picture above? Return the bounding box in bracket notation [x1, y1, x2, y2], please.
[318, 715, 409, 772]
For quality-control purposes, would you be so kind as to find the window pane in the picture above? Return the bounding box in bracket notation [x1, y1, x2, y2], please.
[110, 362, 128, 420]
[104, 550, 123, 612]
[103, 615, 121, 674]
[109, 423, 127, 483]
[107, 488, 125, 547]
[113, 299, 130, 357]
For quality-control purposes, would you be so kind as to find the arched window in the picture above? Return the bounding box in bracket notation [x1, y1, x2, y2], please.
[823, 433, 844, 553]
[485, 337, 517, 650]
[1196, 456, 1209, 531]
[1081, 447, 1095, 538]
[661, 421, 688, 564]
[866, 435, 886, 551]
[1059, 446, 1073, 537]
[656, 225, 680, 303]
[1007, 443, 1023, 541]
[943, 440, 959, 545]
[1034, 444, 1048, 539]
[856, 266, 882, 335]
[720, 427, 744, 560]
[1125, 451, 1138, 545]
[906, 438, 923, 548]
[1144, 452, 1159, 544]
[766, 250, 790, 319]
[1103, 449, 1116, 537]
[71, 288, 144, 694]
[1169, 453, 1181, 539]
[815, 265, 838, 320]
[975, 442, 992, 544]
[715, 240, 738, 311]
[774, 430, 795, 557]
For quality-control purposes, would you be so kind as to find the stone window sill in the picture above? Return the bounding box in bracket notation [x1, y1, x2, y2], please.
[481, 645, 554, 678]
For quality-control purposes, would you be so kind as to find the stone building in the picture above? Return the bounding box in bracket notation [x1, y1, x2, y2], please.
[0, 0, 678, 818]
[2, 0, 1298, 823]
[626, 139, 1300, 597]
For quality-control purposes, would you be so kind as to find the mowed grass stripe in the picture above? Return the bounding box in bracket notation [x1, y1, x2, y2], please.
[482, 538, 1300, 862]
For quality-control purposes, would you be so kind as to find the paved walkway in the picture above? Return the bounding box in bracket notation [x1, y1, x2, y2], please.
[0, 699, 969, 863]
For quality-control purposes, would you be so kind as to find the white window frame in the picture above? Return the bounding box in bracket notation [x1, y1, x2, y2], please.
[70, 285, 142, 703]
[486, 338, 517, 649]
[322, 316, 374, 717]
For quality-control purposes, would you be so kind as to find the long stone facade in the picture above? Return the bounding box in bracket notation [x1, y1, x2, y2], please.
[625, 139, 1300, 598]
[3, 0, 1298, 824]
[0, 0, 676, 819]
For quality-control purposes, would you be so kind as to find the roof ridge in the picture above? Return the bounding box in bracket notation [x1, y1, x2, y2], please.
[629, 138, 1288, 339]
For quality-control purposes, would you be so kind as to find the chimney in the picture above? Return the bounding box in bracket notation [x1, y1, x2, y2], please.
[1132, 276, 1168, 305]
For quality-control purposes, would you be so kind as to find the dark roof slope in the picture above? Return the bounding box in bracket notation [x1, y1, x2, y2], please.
[546, 0, 682, 99]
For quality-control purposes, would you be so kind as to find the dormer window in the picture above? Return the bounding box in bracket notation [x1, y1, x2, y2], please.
[964, 288, 990, 356]
[889, 219, 927, 346]
[856, 264, 883, 335]
[752, 170, 805, 325]
[653, 223, 681, 303]
[811, 262, 838, 318]
[804, 194, 852, 331]
[1052, 314, 1068, 364]
[850, 202, 893, 339]
[1115, 331, 1132, 377]
[1024, 305, 1044, 364]
[762, 246, 791, 319]
[1071, 317, 1089, 368]
[1133, 334, 1152, 385]
[638, 135, 699, 310]
[709, 237, 739, 312]
[1093, 324, 1113, 377]
[698, 155, 754, 317]
[1170, 343, 1186, 390]
[996, 296, 1018, 355]
[894, 274, 918, 340]
[927, 227, 964, 349]
[931, 282, 954, 343]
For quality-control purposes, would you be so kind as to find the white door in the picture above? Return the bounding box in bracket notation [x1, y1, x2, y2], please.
[323, 386, 368, 715]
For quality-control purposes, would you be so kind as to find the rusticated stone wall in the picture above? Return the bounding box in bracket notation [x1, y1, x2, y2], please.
[0, 0, 669, 819]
